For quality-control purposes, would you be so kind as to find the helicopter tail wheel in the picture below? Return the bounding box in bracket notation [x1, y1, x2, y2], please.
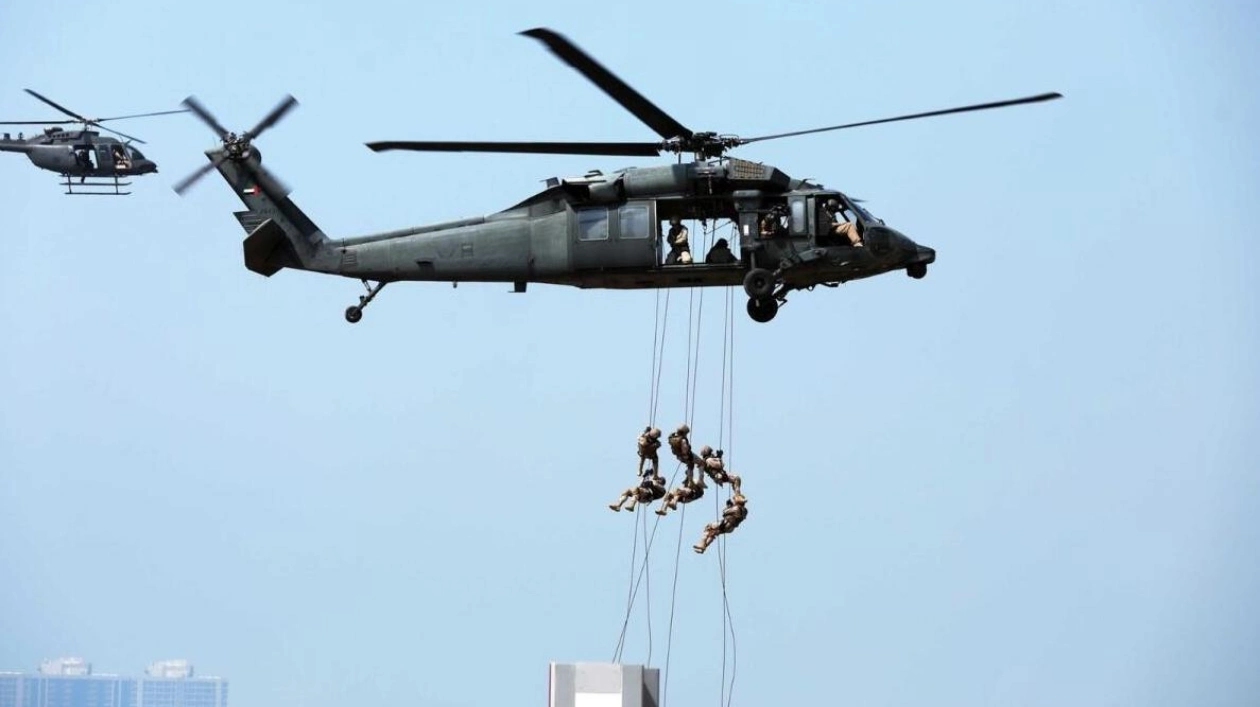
[907, 263, 927, 279]
[743, 268, 775, 300]
[746, 297, 778, 323]
[344, 279, 387, 324]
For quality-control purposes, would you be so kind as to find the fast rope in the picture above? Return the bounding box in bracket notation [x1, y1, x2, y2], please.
[617, 218, 739, 707]
[716, 281, 738, 707]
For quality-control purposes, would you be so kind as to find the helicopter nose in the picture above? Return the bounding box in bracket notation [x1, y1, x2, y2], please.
[916, 244, 936, 263]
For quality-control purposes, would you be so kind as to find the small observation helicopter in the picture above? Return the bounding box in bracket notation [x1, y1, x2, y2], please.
[0, 89, 187, 195]
[173, 28, 1061, 324]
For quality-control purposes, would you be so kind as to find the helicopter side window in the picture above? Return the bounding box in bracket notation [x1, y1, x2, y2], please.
[577, 208, 609, 241]
[619, 204, 650, 239]
[790, 199, 807, 235]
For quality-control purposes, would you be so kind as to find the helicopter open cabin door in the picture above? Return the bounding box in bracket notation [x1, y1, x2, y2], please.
[571, 201, 657, 271]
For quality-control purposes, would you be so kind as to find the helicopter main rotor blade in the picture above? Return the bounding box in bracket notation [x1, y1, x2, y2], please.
[0, 119, 79, 125]
[23, 89, 89, 123]
[95, 108, 191, 122]
[520, 28, 693, 142]
[366, 139, 663, 157]
[181, 96, 231, 140]
[173, 156, 224, 196]
[244, 95, 298, 141]
[740, 92, 1064, 145]
[92, 124, 147, 144]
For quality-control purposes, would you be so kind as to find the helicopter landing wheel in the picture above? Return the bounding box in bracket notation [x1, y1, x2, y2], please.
[907, 263, 927, 279]
[743, 268, 775, 300]
[747, 297, 778, 323]
[344, 279, 387, 324]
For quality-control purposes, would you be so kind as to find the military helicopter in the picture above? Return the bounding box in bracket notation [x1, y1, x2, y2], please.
[173, 28, 1061, 324]
[0, 89, 187, 195]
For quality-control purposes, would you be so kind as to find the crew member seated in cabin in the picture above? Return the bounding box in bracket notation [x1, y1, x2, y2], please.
[759, 204, 787, 238]
[821, 198, 863, 248]
[705, 238, 738, 264]
[693, 494, 748, 554]
[664, 216, 693, 265]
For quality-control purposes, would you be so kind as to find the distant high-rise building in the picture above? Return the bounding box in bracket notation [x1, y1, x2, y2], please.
[0, 659, 226, 707]
[142, 662, 192, 681]
[38, 659, 91, 677]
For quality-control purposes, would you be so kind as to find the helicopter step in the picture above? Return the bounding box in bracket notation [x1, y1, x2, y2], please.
[60, 173, 131, 196]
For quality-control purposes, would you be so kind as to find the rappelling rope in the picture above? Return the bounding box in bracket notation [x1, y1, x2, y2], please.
[662, 230, 717, 704]
[649, 290, 672, 427]
[717, 282, 738, 707]
[616, 283, 672, 664]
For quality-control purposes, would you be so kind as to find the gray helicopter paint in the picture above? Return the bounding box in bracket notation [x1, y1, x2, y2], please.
[178, 25, 1075, 322]
[211, 146, 935, 299]
[0, 131, 158, 176]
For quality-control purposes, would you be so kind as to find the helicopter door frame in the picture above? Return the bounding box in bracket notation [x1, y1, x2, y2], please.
[96, 144, 113, 171]
[570, 200, 657, 271]
[788, 196, 809, 237]
[71, 143, 97, 171]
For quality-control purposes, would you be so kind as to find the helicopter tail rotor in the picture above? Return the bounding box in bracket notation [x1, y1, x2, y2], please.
[173, 95, 297, 197]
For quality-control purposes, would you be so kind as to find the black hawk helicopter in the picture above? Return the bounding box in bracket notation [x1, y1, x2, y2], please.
[173, 28, 1061, 324]
[0, 89, 187, 195]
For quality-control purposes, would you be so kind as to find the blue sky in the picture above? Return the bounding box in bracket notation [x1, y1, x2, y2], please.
[1, 1, 1257, 706]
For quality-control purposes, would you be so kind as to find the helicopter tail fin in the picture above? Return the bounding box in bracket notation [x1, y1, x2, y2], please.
[209, 149, 335, 276]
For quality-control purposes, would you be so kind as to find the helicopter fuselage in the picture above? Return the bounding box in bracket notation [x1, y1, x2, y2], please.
[220, 150, 934, 319]
[0, 130, 157, 177]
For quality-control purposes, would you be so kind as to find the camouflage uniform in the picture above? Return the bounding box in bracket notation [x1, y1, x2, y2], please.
[637, 427, 662, 478]
[667, 424, 698, 475]
[698, 446, 741, 494]
[694, 494, 749, 553]
[655, 471, 706, 516]
[610, 474, 667, 512]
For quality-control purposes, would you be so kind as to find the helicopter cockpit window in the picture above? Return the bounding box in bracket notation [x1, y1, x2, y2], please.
[577, 208, 609, 241]
[128, 146, 146, 160]
[619, 204, 650, 239]
[849, 200, 883, 226]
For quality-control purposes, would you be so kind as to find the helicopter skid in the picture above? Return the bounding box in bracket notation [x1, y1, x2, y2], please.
[60, 173, 132, 196]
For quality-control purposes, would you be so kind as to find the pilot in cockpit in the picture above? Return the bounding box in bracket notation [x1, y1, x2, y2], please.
[112, 145, 131, 171]
[821, 198, 864, 248]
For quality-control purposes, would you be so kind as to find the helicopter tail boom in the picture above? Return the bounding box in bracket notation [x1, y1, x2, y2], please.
[210, 149, 336, 276]
[0, 140, 33, 153]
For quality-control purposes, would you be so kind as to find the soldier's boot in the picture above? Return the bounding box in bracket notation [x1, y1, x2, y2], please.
[609, 492, 630, 511]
